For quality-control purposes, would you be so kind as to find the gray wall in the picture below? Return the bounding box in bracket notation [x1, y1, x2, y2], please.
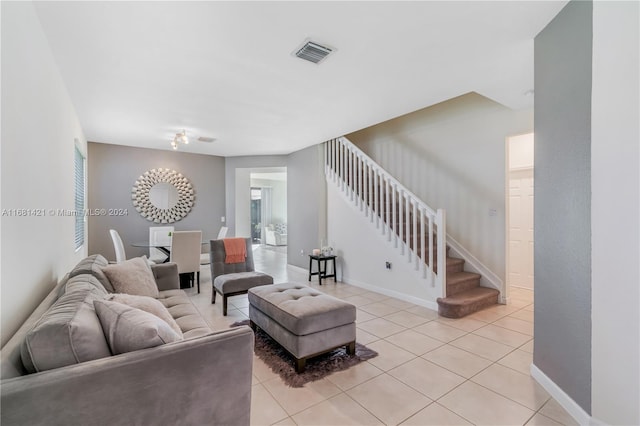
[533, 0, 592, 414]
[88, 143, 226, 260]
[287, 144, 327, 269]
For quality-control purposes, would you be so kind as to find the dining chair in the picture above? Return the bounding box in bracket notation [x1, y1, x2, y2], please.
[170, 230, 203, 293]
[109, 229, 127, 263]
[200, 226, 230, 266]
[149, 226, 174, 263]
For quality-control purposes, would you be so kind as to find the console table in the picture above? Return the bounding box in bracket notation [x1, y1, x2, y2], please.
[308, 254, 337, 285]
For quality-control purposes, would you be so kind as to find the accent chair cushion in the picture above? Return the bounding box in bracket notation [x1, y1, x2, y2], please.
[21, 286, 110, 373]
[108, 294, 183, 338]
[213, 271, 274, 295]
[101, 257, 159, 298]
[94, 299, 182, 355]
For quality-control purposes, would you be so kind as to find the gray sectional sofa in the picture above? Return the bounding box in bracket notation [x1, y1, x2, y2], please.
[0, 254, 254, 426]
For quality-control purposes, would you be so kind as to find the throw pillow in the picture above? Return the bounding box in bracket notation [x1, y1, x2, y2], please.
[108, 293, 183, 338]
[94, 299, 182, 355]
[101, 257, 159, 298]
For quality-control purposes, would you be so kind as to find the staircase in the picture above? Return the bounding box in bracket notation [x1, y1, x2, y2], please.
[325, 137, 499, 318]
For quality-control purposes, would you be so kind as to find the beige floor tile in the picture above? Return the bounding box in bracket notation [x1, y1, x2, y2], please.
[253, 374, 260, 385]
[384, 329, 444, 355]
[360, 291, 391, 302]
[251, 383, 289, 426]
[468, 307, 513, 323]
[327, 361, 384, 391]
[439, 381, 535, 426]
[349, 374, 432, 425]
[356, 328, 380, 345]
[389, 358, 466, 400]
[414, 321, 468, 343]
[356, 309, 377, 323]
[422, 345, 492, 378]
[357, 317, 406, 338]
[509, 298, 534, 309]
[366, 340, 417, 371]
[520, 340, 534, 353]
[525, 413, 563, 425]
[436, 316, 487, 332]
[450, 333, 515, 361]
[229, 295, 250, 308]
[262, 377, 341, 416]
[509, 308, 535, 323]
[493, 316, 534, 336]
[474, 324, 533, 347]
[523, 304, 534, 312]
[271, 417, 297, 426]
[538, 398, 579, 426]
[471, 364, 550, 410]
[253, 356, 281, 383]
[401, 403, 473, 425]
[292, 393, 384, 426]
[359, 301, 403, 317]
[343, 294, 377, 307]
[510, 287, 534, 301]
[383, 298, 416, 310]
[384, 310, 430, 328]
[405, 305, 440, 320]
[498, 349, 533, 375]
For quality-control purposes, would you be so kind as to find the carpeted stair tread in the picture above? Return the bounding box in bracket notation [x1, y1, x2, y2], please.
[437, 287, 500, 318]
[446, 271, 481, 285]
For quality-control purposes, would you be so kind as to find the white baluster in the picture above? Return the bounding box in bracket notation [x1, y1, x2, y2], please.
[413, 202, 418, 270]
[393, 185, 398, 248]
[406, 195, 411, 262]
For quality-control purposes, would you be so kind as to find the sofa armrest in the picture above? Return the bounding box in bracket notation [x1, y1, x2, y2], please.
[151, 262, 180, 291]
[1, 326, 254, 426]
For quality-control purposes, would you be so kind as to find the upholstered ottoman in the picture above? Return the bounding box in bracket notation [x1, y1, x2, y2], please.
[248, 283, 356, 373]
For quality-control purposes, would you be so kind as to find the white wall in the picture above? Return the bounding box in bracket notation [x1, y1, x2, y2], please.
[1, 2, 88, 346]
[327, 183, 440, 309]
[348, 93, 532, 284]
[591, 1, 640, 424]
[509, 133, 534, 170]
[235, 168, 251, 238]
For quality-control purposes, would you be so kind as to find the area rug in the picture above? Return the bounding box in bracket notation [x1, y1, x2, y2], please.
[231, 320, 378, 388]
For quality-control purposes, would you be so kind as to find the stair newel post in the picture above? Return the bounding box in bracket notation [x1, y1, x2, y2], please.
[406, 195, 411, 262]
[428, 212, 434, 286]
[436, 208, 447, 297]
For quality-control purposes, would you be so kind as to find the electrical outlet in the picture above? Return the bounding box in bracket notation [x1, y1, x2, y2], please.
[385, 262, 392, 270]
[221, 216, 226, 222]
[300, 249, 305, 256]
[489, 209, 497, 217]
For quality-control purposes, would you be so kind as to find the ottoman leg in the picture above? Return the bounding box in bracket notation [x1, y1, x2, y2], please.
[249, 320, 257, 331]
[347, 341, 356, 355]
[295, 357, 306, 374]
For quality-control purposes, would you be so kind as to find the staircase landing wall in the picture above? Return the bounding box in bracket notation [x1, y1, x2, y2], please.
[327, 181, 441, 309]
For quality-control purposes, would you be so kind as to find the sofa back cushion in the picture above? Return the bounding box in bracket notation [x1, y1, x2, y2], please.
[101, 257, 159, 298]
[21, 282, 111, 373]
[67, 254, 113, 293]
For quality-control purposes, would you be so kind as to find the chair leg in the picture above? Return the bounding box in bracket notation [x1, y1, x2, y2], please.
[197, 271, 200, 293]
[212, 288, 217, 304]
[223, 296, 228, 316]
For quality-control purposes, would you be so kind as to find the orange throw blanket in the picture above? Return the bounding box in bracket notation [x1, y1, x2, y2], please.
[223, 238, 247, 264]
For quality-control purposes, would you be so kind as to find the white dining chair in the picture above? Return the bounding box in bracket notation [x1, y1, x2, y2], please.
[170, 230, 203, 293]
[149, 226, 174, 263]
[109, 229, 127, 263]
[200, 226, 229, 266]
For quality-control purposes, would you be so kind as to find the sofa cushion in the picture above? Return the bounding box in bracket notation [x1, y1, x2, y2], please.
[101, 257, 159, 298]
[68, 254, 114, 292]
[108, 294, 183, 338]
[58, 273, 109, 298]
[157, 290, 212, 339]
[21, 286, 110, 373]
[94, 300, 182, 355]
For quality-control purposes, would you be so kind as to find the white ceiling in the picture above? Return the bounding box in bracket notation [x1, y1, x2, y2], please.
[33, 1, 567, 157]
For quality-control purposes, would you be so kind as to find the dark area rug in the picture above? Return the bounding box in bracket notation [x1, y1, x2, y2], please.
[231, 320, 378, 388]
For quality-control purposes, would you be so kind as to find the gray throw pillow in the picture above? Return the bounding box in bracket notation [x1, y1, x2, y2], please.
[94, 299, 182, 355]
[101, 257, 159, 298]
[108, 293, 183, 338]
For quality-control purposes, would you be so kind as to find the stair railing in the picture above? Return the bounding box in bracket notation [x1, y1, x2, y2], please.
[325, 137, 447, 297]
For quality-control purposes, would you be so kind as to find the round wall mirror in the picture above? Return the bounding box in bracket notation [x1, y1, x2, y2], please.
[131, 168, 195, 223]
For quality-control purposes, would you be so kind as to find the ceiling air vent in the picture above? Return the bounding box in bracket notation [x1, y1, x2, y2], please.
[294, 41, 333, 64]
[197, 136, 215, 143]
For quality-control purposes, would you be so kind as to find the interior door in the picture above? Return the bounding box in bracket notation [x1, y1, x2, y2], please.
[509, 169, 534, 289]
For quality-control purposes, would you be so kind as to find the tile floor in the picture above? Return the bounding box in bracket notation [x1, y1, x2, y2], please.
[187, 246, 576, 426]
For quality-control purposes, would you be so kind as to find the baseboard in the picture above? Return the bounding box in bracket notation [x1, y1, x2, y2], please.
[286, 263, 308, 275]
[530, 363, 599, 425]
[341, 276, 439, 312]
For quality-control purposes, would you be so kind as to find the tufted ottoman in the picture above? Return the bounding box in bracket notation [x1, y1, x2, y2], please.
[248, 283, 356, 373]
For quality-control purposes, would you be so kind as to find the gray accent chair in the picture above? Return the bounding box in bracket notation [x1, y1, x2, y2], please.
[209, 238, 274, 315]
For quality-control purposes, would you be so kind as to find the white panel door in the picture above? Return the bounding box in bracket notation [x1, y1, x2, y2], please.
[509, 169, 534, 289]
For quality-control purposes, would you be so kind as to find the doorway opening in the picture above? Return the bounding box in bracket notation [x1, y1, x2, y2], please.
[506, 133, 535, 299]
[250, 188, 262, 243]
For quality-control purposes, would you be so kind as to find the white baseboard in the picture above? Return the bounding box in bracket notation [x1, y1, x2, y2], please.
[341, 276, 439, 312]
[530, 363, 602, 426]
[286, 263, 308, 275]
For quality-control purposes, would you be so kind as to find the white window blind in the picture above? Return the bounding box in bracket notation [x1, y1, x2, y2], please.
[74, 146, 85, 250]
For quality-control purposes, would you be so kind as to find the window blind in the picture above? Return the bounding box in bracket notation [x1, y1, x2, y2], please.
[74, 146, 85, 250]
